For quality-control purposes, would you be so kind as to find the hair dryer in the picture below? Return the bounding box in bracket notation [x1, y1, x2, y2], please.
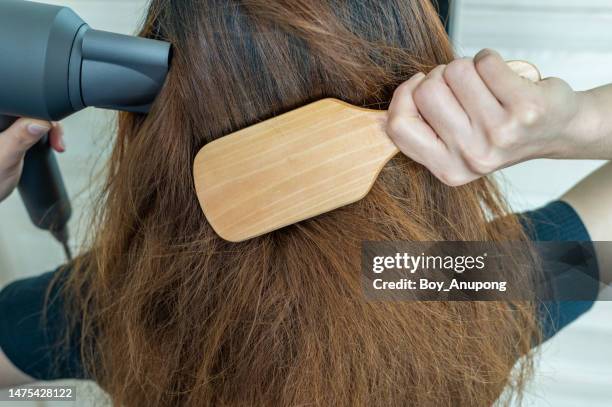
[0, 0, 171, 258]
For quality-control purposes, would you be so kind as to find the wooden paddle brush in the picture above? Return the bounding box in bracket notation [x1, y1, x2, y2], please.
[194, 61, 541, 242]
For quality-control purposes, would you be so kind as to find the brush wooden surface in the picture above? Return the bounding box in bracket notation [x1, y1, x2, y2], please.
[194, 61, 541, 242]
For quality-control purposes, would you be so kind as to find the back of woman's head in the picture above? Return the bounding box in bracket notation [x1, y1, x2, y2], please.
[67, 1, 539, 405]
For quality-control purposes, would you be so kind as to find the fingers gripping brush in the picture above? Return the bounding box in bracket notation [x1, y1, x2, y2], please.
[0, 0, 171, 259]
[194, 61, 541, 242]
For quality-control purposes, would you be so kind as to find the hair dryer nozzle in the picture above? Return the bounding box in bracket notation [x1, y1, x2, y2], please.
[74, 29, 172, 113]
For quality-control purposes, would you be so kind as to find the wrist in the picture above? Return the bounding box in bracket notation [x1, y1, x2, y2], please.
[559, 88, 611, 159]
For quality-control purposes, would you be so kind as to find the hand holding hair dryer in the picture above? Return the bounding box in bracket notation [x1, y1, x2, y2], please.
[0, 0, 171, 255]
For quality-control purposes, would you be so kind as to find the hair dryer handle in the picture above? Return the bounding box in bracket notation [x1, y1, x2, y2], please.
[0, 115, 72, 233]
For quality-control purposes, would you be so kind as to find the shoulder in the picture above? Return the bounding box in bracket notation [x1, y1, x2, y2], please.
[0, 266, 84, 380]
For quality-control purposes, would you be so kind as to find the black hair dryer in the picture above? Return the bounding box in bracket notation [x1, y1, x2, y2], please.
[0, 0, 171, 257]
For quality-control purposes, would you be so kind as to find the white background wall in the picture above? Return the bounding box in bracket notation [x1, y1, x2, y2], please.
[0, 0, 611, 406]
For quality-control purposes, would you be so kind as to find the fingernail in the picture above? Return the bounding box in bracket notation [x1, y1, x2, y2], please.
[59, 137, 66, 151]
[27, 123, 51, 136]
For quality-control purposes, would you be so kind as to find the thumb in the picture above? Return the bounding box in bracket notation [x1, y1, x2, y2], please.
[0, 118, 53, 154]
[0, 119, 52, 172]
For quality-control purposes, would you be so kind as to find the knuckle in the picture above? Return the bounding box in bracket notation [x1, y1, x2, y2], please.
[487, 122, 519, 149]
[444, 59, 473, 85]
[463, 150, 498, 175]
[474, 53, 497, 72]
[514, 102, 545, 126]
[413, 79, 442, 104]
[436, 169, 466, 187]
[392, 81, 413, 99]
[386, 116, 409, 138]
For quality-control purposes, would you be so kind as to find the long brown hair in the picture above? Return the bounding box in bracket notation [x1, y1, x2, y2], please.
[64, 1, 539, 405]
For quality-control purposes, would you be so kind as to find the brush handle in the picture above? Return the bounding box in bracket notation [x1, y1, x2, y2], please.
[195, 99, 394, 242]
[506, 60, 542, 83]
